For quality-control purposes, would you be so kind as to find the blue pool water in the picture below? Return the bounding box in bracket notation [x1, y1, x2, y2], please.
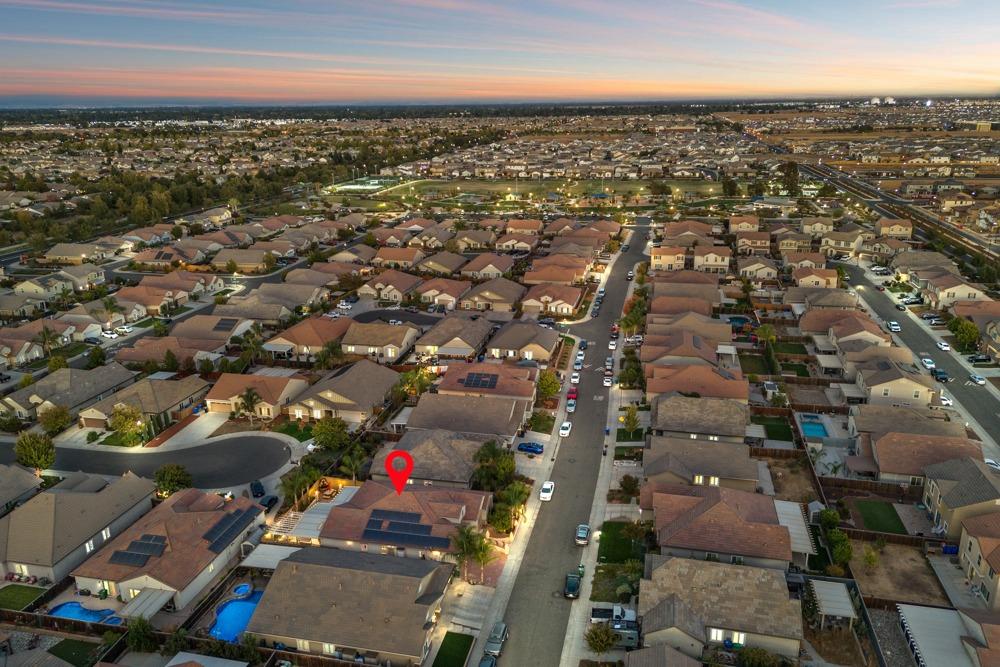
[801, 422, 829, 438]
[209, 590, 263, 642]
[728, 316, 751, 329]
[49, 602, 123, 625]
[233, 583, 251, 596]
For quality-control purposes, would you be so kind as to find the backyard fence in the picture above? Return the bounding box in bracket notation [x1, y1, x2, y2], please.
[24, 576, 74, 612]
[748, 446, 803, 459]
[179, 566, 246, 632]
[819, 476, 923, 500]
[839, 527, 945, 549]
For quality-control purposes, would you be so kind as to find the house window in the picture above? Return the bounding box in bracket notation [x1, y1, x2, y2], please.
[709, 477, 720, 486]
[323, 644, 336, 655]
[732, 631, 746, 644]
[313, 409, 322, 419]
[296, 640, 309, 652]
[101, 527, 111, 541]
[708, 435, 719, 442]
[709, 628, 724, 642]
[689, 433, 697, 439]
[694, 475, 705, 485]
[209, 563, 215, 574]
[882, 388, 890, 397]
[731, 555, 744, 565]
[85, 539, 95, 554]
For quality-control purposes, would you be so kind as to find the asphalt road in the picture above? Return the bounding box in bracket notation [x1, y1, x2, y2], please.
[0, 434, 292, 488]
[498, 230, 646, 667]
[844, 264, 1000, 454]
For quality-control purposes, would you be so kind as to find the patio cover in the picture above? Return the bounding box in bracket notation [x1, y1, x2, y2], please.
[809, 580, 856, 622]
[241, 544, 301, 570]
[119, 588, 173, 619]
[810, 334, 835, 353]
[897, 603, 973, 667]
[816, 354, 843, 370]
[774, 500, 816, 556]
[262, 342, 294, 354]
[834, 383, 867, 400]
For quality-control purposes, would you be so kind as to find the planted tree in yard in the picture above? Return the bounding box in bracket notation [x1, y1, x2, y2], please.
[488, 503, 515, 534]
[86, 345, 106, 369]
[584, 622, 617, 654]
[125, 617, 158, 653]
[338, 446, 366, 481]
[450, 524, 479, 581]
[949, 317, 980, 351]
[47, 355, 67, 372]
[34, 325, 60, 357]
[15, 431, 55, 476]
[472, 532, 498, 582]
[238, 387, 262, 426]
[737, 646, 781, 667]
[152, 320, 169, 337]
[496, 480, 530, 518]
[863, 544, 880, 572]
[621, 520, 648, 554]
[755, 323, 777, 349]
[536, 369, 561, 403]
[618, 474, 640, 498]
[154, 463, 193, 496]
[162, 349, 180, 372]
[109, 403, 146, 445]
[472, 440, 515, 491]
[18, 374, 35, 389]
[225, 259, 239, 274]
[622, 405, 640, 435]
[398, 367, 433, 397]
[312, 416, 351, 452]
[39, 404, 71, 436]
[313, 341, 344, 369]
[198, 358, 215, 375]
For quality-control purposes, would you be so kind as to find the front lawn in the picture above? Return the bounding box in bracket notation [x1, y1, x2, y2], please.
[616, 428, 644, 442]
[100, 431, 141, 447]
[133, 318, 155, 328]
[855, 500, 907, 534]
[597, 521, 646, 564]
[528, 411, 555, 434]
[886, 282, 912, 294]
[57, 342, 89, 358]
[0, 583, 44, 610]
[48, 639, 99, 667]
[751, 415, 794, 441]
[590, 563, 641, 603]
[774, 342, 808, 355]
[781, 363, 810, 377]
[738, 353, 769, 375]
[432, 632, 474, 667]
[276, 421, 314, 442]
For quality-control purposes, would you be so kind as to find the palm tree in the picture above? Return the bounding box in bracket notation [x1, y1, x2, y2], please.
[34, 325, 59, 357]
[338, 447, 366, 482]
[101, 295, 122, 327]
[239, 387, 262, 426]
[314, 341, 343, 369]
[57, 286, 73, 308]
[450, 524, 479, 581]
[472, 537, 497, 585]
[497, 480, 530, 519]
[755, 323, 777, 349]
[242, 334, 263, 366]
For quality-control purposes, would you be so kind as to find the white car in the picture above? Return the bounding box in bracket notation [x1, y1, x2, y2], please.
[603, 376, 613, 387]
[101, 330, 118, 339]
[566, 399, 577, 413]
[114, 325, 133, 335]
[539, 481, 555, 502]
[323, 311, 341, 319]
[337, 302, 353, 310]
[570, 372, 580, 384]
[608, 340, 617, 350]
[939, 393, 953, 407]
[920, 358, 936, 370]
[559, 421, 572, 437]
[887, 321, 901, 333]
[388, 319, 402, 326]
[385, 304, 401, 311]
[970, 374, 987, 386]
[576, 351, 586, 362]
[936, 341, 951, 351]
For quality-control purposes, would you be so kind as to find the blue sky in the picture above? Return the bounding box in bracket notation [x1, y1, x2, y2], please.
[1, 0, 998, 105]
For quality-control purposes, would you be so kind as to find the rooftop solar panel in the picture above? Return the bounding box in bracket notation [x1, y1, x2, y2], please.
[361, 528, 451, 550]
[366, 518, 384, 531]
[213, 317, 239, 332]
[387, 521, 433, 536]
[203, 510, 241, 542]
[127, 540, 166, 556]
[109, 550, 150, 567]
[371, 509, 421, 523]
[207, 508, 258, 554]
[140, 534, 166, 544]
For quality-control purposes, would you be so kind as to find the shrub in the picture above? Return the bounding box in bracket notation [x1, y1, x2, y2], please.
[824, 564, 845, 577]
[737, 646, 781, 667]
[87, 430, 100, 443]
[819, 509, 840, 531]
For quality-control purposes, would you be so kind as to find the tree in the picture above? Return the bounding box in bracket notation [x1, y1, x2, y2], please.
[835, 264, 847, 287]
[47, 355, 67, 372]
[621, 520, 648, 554]
[780, 161, 799, 196]
[338, 447, 366, 481]
[225, 259, 239, 274]
[239, 387, 262, 426]
[398, 367, 433, 397]
[622, 405, 640, 434]
[618, 474, 640, 497]
[755, 323, 777, 350]
[472, 534, 497, 583]
[313, 341, 343, 369]
[15, 431, 55, 475]
[154, 463, 193, 496]
[162, 349, 180, 372]
[536, 369, 561, 403]
[39, 404, 71, 436]
[450, 524, 479, 581]
[863, 544, 880, 572]
[722, 177, 739, 197]
[18, 374, 35, 389]
[471, 440, 515, 491]
[85, 344, 106, 369]
[949, 317, 981, 351]
[125, 617, 158, 653]
[109, 404, 146, 446]
[737, 647, 781, 667]
[311, 416, 351, 452]
[496, 480, 530, 518]
[584, 623, 617, 654]
[362, 232, 377, 247]
[152, 319, 169, 337]
[262, 253, 276, 272]
[34, 325, 60, 356]
[198, 357, 215, 375]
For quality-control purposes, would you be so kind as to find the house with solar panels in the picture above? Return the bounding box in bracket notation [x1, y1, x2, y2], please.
[71, 489, 263, 618]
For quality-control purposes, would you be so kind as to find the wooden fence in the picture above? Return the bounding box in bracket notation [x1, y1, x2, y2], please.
[819, 476, 923, 500]
[749, 446, 803, 459]
[840, 527, 945, 548]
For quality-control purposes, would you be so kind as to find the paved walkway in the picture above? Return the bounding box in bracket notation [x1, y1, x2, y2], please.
[927, 554, 988, 611]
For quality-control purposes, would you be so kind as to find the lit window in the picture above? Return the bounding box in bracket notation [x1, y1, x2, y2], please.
[689, 433, 697, 439]
[708, 435, 719, 441]
[709, 628, 724, 642]
[694, 475, 705, 485]
[709, 477, 720, 486]
[323, 644, 335, 655]
[209, 563, 215, 573]
[101, 527, 111, 541]
[882, 388, 890, 397]
[732, 631, 746, 644]
[296, 640, 309, 652]
[85, 540, 94, 554]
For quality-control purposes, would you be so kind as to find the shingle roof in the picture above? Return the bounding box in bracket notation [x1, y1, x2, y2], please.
[416, 315, 492, 349]
[643, 437, 759, 484]
[407, 394, 526, 438]
[292, 360, 399, 413]
[924, 457, 1000, 508]
[651, 395, 748, 438]
[372, 430, 487, 486]
[874, 433, 982, 477]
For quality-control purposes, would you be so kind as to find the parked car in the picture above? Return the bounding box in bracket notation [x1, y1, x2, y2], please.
[970, 374, 987, 386]
[576, 350, 586, 362]
[968, 354, 992, 363]
[84, 336, 101, 345]
[986, 459, 1000, 472]
[895, 304, 907, 311]
[570, 372, 580, 384]
[931, 369, 952, 383]
[575, 524, 591, 546]
[603, 376, 614, 387]
[567, 387, 578, 400]
[260, 495, 279, 511]
[101, 330, 118, 339]
[114, 325, 133, 335]
[936, 341, 951, 351]
[477, 655, 497, 667]
[566, 399, 577, 413]
[939, 393, 953, 407]
[573, 360, 583, 371]
[388, 319, 403, 326]
[920, 357, 936, 370]
[579, 340, 588, 351]
[887, 321, 901, 333]
[564, 572, 581, 598]
[484, 622, 509, 657]
[0, 373, 10, 383]
[597, 287, 606, 296]
[517, 442, 544, 455]
[559, 421, 572, 437]
[249, 480, 265, 498]
[608, 340, 617, 350]
[540, 481, 555, 501]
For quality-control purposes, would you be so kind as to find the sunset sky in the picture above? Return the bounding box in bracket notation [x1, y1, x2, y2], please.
[2, 0, 998, 106]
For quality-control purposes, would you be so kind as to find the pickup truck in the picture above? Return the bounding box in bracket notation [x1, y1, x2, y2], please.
[590, 605, 637, 624]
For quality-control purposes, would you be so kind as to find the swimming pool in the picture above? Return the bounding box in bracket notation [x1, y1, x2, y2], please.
[800, 421, 829, 438]
[232, 583, 252, 596]
[209, 590, 263, 642]
[49, 601, 123, 625]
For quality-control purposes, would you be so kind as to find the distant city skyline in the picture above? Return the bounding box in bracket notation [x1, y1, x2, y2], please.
[2, 0, 999, 106]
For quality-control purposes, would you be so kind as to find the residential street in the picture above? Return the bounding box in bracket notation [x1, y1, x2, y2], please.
[843, 263, 1000, 456]
[497, 228, 646, 667]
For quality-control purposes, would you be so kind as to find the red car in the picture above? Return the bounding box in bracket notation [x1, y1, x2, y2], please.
[567, 387, 578, 400]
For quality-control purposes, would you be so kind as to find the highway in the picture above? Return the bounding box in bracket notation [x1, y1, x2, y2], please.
[498, 230, 646, 666]
[843, 263, 1000, 455]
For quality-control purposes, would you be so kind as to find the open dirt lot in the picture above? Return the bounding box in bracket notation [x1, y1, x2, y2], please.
[849, 542, 949, 606]
[761, 456, 820, 503]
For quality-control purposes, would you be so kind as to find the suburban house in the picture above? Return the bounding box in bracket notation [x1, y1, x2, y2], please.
[115, 336, 224, 369]
[42, 243, 109, 265]
[521, 283, 583, 315]
[283, 268, 340, 289]
[453, 229, 496, 251]
[371, 430, 488, 489]
[115, 285, 187, 316]
[801, 218, 834, 237]
[793, 267, 838, 288]
[55, 263, 106, 292]
[735, 231, 770, 255]
[643, 437, 759, 491]
[460, 277, 526, 312]
[495, 234, 538, 253]
[736, 257, 778, 283]
[875, 217, 913, 239]
[78, 375, 210, 431]
[638, 558, 802, 659]
[923, 457, 1000, 539]
[414, 315, 492, 359]
[263, 316, 352, 362]
[170, 315, 255, 346]
[650, 395, 747, 444]
[373, 247, 425, 269]
[140, 271, 224, 298]
[71, 490, 263, 616]
[692, 247, 731, 274]
[782, 252, 826, 270]
[330, 244, 377, 265]
[957, 514, 1000, 610]
[205, 373, 309, 420]
[211, 248, 271, 273]
[0, 464, 40, 515]
[418, 251, 467, 275]
[505, 218, 544, 235]
[820, 230, 863, 257]
[728, 215, 759, 233]
[650, 246, 687, 272]
[341, 321, 419, 363]
[246, 548, 452, 665]
[319, 480, 491, 559]
[856, 361, 936, 407]
[406, 394, 526, 443]
[132, 247, 205, 269]
[460, 254, 514, 280]
[13, 274, 76, 305]
[285, 360, 399, 428]
[870, 433, 983, 485]
[371, 228, 412, 247]
[0, 293, 45, 320]
[640, 330, 719, 368]
[437, 362, 537, 403]
[1, 362, 136, 420]
[487, 321, 560, 361]
[922, 274, 991, 311]
[775, 232, 813, 254]
[645, 365, 748, 402]
[416, 278, 471, 310]
[0, 472, 154, 582]
[521, 265, 581, 286]
[357, 269, 423, 303]
[646, 311, 731, 342]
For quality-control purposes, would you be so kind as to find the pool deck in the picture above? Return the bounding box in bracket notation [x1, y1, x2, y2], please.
[43, 588, 124, 616]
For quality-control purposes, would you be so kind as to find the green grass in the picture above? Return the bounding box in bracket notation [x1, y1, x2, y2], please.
[432, 632, 475, 667]
[100, 431, 141, 447]
[133, 318, 155, 328]
[57, 342, 89, 358]
[528, 411, 555, 434]
[597, 521, 646, 564]
[616, 428, 644, 442]
[855, 500, 906, 534]
[886, 282, 912, 294]
[172, 305, 193, 315]
[781, 363, 810, 377]
[774, 342, 808, 355]
[751, 415, 794, 441]
[0, 583, 44, 610]
[738, 354, 770, 375]
[590, 563, 640, 603]
[48, 640, 99, 667]
[276, 422, 314, 442]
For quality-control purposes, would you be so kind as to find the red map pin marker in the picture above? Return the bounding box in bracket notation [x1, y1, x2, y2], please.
[385, 450, 414, 495]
